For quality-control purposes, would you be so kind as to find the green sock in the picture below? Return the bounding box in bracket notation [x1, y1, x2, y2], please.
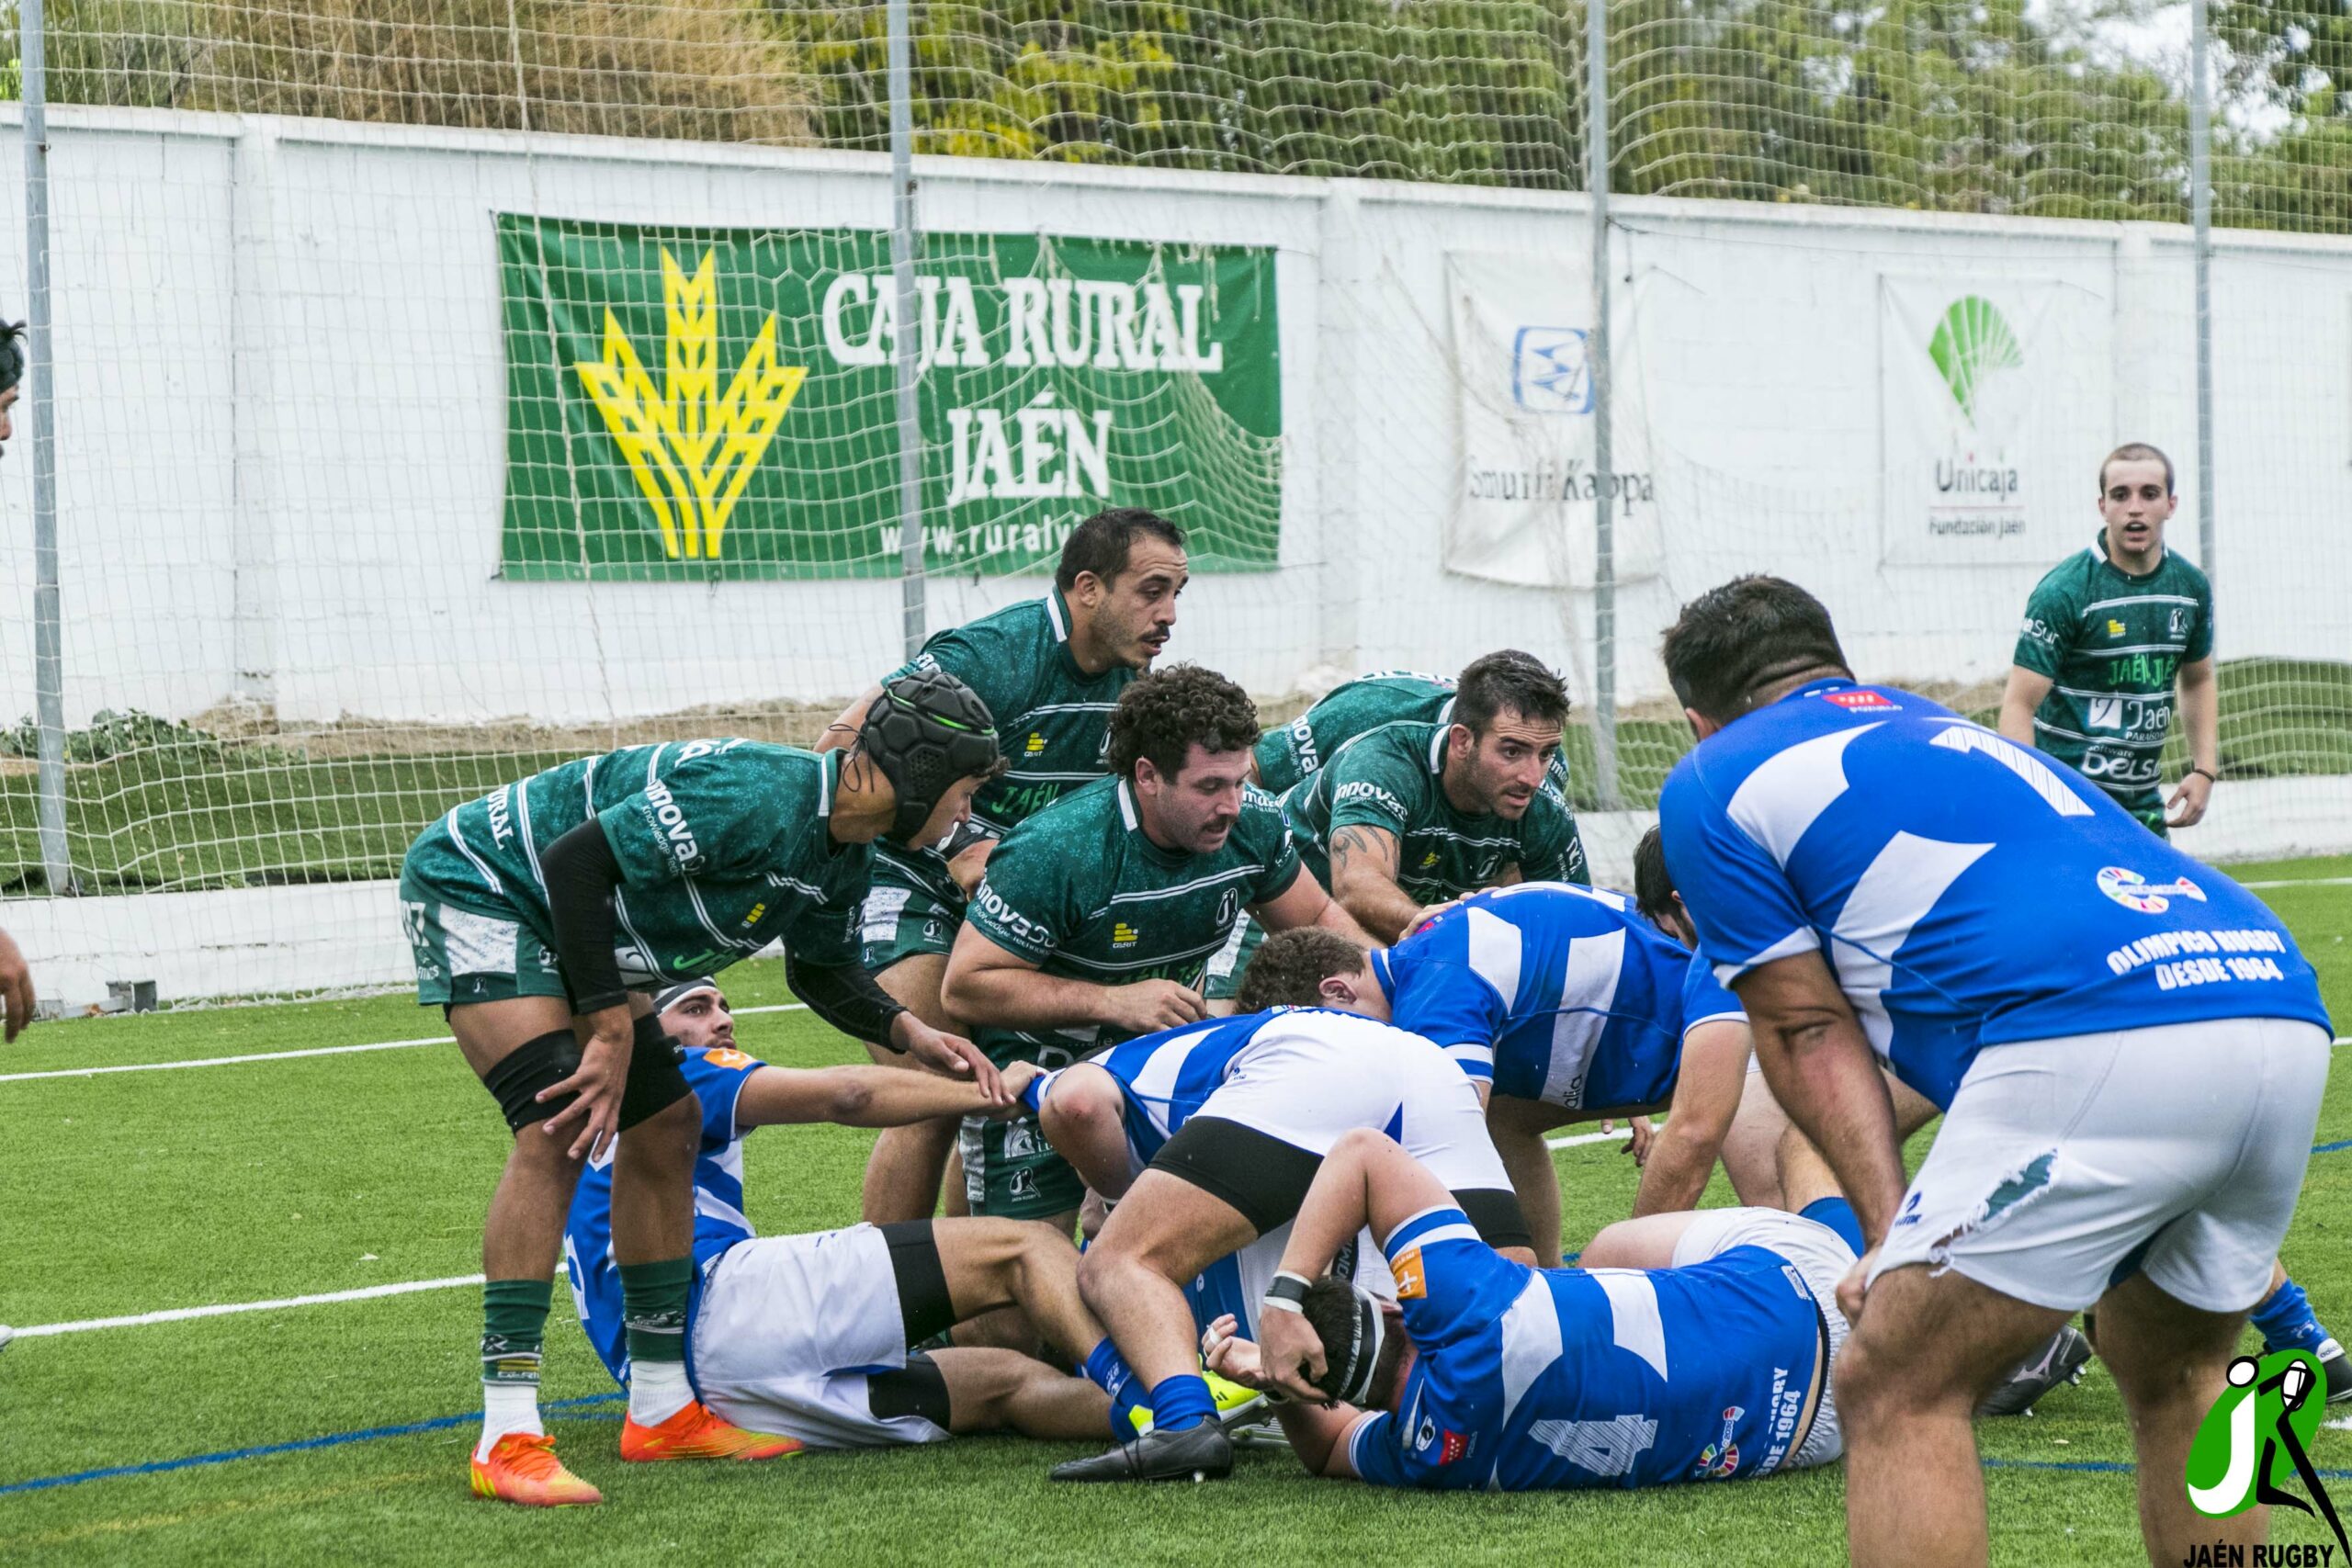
[481, 1278, 552, 1384]
[618, 1257, 695, 1365]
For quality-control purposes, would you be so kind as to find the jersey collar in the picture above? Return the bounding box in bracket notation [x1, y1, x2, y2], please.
[2090, 532, 2167, 583]
[1369, 947, 1398, 1004]
[819, 748, 841, 817]
[1045, 584, 1091, 680]
[1425, 722, 1448, 776]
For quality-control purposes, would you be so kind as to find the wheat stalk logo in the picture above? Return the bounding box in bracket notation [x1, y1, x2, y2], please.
[575, 247, 807, 559]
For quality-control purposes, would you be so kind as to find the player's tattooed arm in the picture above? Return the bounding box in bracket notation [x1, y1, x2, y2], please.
[1327, 824, 1423, 944]
[1250, 862, 1374, 947]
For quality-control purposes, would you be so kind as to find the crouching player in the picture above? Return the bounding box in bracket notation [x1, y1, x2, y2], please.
[564, 977, 1136, 1459]
[1232, 888, 1758, 1267]
[1035, 1006, 1529, 1483]
[1217, 1128, 1852, 1491]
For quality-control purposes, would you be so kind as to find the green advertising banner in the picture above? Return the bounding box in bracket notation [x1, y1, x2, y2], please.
[499, 214, 1282, 581]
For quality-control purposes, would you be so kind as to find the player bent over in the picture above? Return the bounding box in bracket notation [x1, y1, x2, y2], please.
[1035, 1007, 1528, 1483]
[941, 665, 1369, 1240]
[1657, 575, 2334, 1566]
[564, 977, 1142, 1451]
[825, 509, 1188, 1224]
[1232, 886, 1758, 1267]
[397, 669, 1006, 1506]
[1217, 1128, 1851, 1491]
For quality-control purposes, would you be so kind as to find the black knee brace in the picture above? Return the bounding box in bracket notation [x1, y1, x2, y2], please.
[616, 1011, 694, 1132]
[482, 1030, 583, 1134]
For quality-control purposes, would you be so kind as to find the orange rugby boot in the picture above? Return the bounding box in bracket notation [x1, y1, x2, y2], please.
[469, 1432, 605, 1506]
[619, 1401, 804, 1463]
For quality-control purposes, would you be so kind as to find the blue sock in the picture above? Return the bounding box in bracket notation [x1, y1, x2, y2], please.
[2253, 1276, 2332, 1356]
[1800, 1196, 1866, 1257]
[1146, 1373, 1216, 1434]
[1082, 1338, 1148, 1437]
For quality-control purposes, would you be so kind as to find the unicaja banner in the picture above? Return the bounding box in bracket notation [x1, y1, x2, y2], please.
[1443, 248, 1658, 590]
[1878, 276, 2108, 566]
[500, 215, 1282, 581]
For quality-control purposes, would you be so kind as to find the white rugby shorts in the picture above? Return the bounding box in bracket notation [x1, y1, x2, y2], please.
[1671, 1206, 1854, 1472]
[1868, 1017, 2331, 1314]
[1197, 1010, 1510, 1192]
[689, 1224, 951, 1449]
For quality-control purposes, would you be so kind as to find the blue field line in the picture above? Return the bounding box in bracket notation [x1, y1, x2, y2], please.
[0, 1393, 623, 1498]
[2314, 1138, 2352, 1156]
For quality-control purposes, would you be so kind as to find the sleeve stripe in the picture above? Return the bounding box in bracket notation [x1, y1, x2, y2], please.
[1382, 1203, 1474, 1260]
[1711, 926, 1820, 987]
[1443, 1043, 1496, 1067]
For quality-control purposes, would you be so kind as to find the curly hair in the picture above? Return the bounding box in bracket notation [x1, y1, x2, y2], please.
[1232, 927, 1369, 1012]
[1106, 663, 1260, 782]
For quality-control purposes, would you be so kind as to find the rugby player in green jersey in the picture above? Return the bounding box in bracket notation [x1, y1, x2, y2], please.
[1280, 650, 1589, 946]
[397, 669, 1007, 1506]
[822, 510, 1188, 1225]
[941, 665, 1373, 1235]
[2003, 443, 2350, 1403]
[1999, 442, 2219, 835]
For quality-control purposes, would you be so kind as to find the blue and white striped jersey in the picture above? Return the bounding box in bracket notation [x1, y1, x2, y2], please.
[1658, 679, 2330, 1107]
[1349, 1206, 1826, 1491]
[1373, 883, 1743, 1111]
[561, 1045, 764, 1386]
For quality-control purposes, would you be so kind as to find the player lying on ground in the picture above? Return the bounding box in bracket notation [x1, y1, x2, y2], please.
[940, 665, 1370, 1240]
[825, 508, 1189, 1226]
[564, 976, 1153, 1454]
[1277, 650, 1589, 945]
[397, 668, 1007, 1506]
[1033, 1005, 1528, 1483]
[1231, 888, 1761, 1267]
[1656, 573, 2335, 1567]
[1214, 1127, 1853, 1491]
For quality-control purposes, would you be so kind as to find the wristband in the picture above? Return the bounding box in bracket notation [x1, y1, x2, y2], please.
[2186, 765, 2218, 784]
[573, 990, 629, 1017]
[876, 1006, 911, 1054]
[1262, 1271, 1312, 1316]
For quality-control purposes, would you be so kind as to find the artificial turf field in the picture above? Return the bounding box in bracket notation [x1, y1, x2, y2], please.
[2, 857, 2348, 1566]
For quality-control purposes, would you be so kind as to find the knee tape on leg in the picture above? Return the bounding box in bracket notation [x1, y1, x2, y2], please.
[484, 1030, 583, 1134]
[616, 1011, 693, 1132]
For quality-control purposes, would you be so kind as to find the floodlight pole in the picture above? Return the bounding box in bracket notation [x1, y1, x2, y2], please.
[2189, 0, 2217, 581]
[24, 0, 72, 895]
[888, 0, 927, 658]
[1587, 0, 1622, 809]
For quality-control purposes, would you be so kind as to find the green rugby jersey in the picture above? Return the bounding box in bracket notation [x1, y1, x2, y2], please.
[1283, 719, 1589, 902]
[874, 586, 1135, 902]
[403, 739, 866, 987]
[965, 774, 1301, 1066]
[2013, 537, 2213, 814]
[1256, 671, 1577, 800]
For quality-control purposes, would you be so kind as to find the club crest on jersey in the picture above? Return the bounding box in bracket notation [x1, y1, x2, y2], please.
[2098, 865, 2208, 914]
[2169, 606, 2190, 637]
[701, 1047, 754, 1070]
[1695, 1407, 1744, 1479]
[1820, 689, 1898, 712]
[1216, 889, 1240, 928]
[1392, 1246, 1428, 1301]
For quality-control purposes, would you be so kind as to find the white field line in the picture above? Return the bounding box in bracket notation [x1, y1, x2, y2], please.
[0, 1003, 809, 1083]
[2239, 876, 2352, 890]
[10, 1275, 487, 1338]
[1546, 1126, 1636, 1152]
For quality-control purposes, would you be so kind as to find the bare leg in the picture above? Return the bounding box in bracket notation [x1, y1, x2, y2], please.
[932, 1217, 1110, 1365]
[609, 1092, 700, 1265]
[2095, 1270, 2266, 1567]
[454, 997, 593, 1280]
[1579, 1211, 1706, 1269]
[1079, 1173, 1256, 1390]
[1720, 1069, 1792, 1209]
[1038, 1064, 1143, 1199]
[859, 953, 965, 1224]
[931, 1348, 1111, 1438]
[1486, 1094, 1577, 1268]
[1836, 1265, 2071, 1567]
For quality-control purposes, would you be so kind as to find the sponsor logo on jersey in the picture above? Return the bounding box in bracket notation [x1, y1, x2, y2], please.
[1892, 1190, 1924, 1229]
[1695, 1407, 1745, 1479]
[485, 785, 515, 848]
[1820, 689, 1899, 712]
[1025, 732, 1046, 754]
[2185, 1349, 2346, 1560]
[1419, 850, 1440, 869]
[639, 778, 704, 870]
[741, 902, 765, 929]
[2098, 865, 2209, 914]
[973, 885, 1055, 950]
[1391, 1247, 1428, 1301]
[1438, 1429, 1473, 1466]
[1001, 1122, 1042, 1159]
[700, 1047, 756, 1071]
[1112, 921, 1140, 948]
[1334, 781, 1407, 818]
[2107, 618, 2127, 637]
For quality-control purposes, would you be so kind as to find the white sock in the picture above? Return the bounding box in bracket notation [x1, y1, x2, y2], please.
[628, 1359, 695, 1427]
[475, 1382, 545, 1462]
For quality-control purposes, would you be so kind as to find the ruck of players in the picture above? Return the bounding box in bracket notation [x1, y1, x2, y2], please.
[339, 473, 2335, 1568]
